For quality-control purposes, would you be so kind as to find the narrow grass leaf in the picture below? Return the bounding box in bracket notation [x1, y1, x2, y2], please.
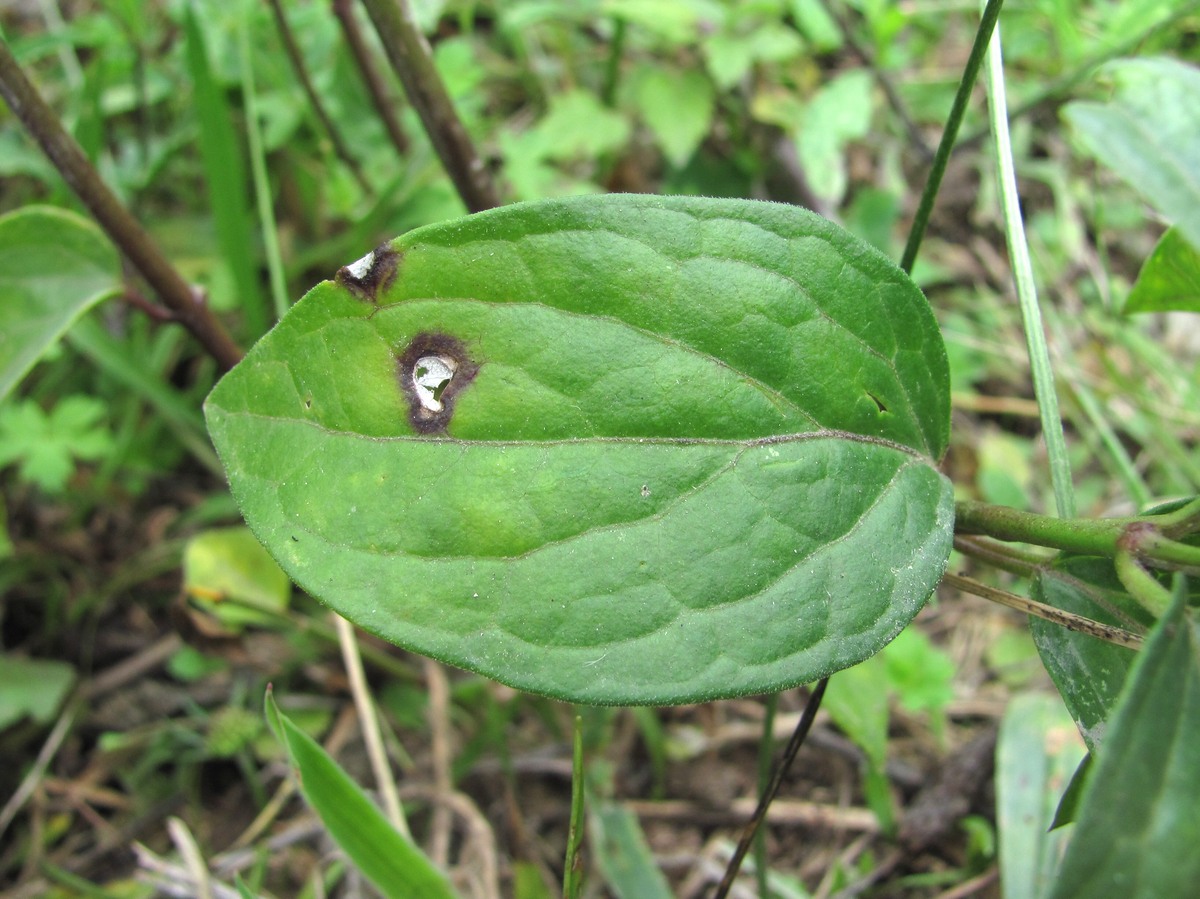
[207, 195, 954, 705]
[0, 206, 120, 402]
[183, 5, 267, 337]
[589, 799, 673, 899]
[265, 690, 458, 899]
[1048, 596, 1200, 899]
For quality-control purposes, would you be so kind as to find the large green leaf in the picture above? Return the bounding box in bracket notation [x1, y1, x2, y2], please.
[1064, 57, 1200, 250]
[1048, 596, 1200, 899]
[0, 206, 121, 402]
[206, 195, 953, 705]
[1031, 557, 1150, 752]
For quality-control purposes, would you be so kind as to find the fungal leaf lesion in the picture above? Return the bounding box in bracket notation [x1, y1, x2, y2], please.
[335, 244, 400, 303]
[398, 333, 478, 433]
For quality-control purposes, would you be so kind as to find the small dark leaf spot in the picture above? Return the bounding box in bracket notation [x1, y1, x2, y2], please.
[865, 390, 889, 414]
[335, 244, 400, 303]
[398, 333, 479, 433]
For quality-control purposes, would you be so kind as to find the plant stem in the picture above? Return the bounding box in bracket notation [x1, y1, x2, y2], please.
[562, 714, 586, 899]
[944, 572, 1143, 648]
[333, 0, 410, 157]
[900, 0, 1003, 274]
[359, 0, 501, 212]
[825, 0, 933, 161]
[0, 36, 244, 370]
[237, 9, 289, 322]
[1113, 551, 1172, 618]
[267, 0, 373, 197]
[952, 534, 1047, 578]
[715, 678, 828, 899]
[983, 12, 1075, 517]
[955, 500, 1132, 555]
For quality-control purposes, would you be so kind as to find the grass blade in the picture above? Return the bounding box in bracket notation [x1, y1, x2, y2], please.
[983, 14, 1075, 517]
[265, 688, 459, 899]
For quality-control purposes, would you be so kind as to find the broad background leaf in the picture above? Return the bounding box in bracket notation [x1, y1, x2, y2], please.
[206, 195, 953, 705]
[1125, 226, 1200, 314]
[1048, 597, 1200, 899]
[1064, 57, 1200, 250]
[0, 206, 121, 402]
[996, 693, 1084, 899]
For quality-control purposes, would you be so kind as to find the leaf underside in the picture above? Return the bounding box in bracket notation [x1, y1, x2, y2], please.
[206, 195, 953, 705]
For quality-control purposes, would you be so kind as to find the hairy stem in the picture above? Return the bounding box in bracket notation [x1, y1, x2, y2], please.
[359, 0, 501, 212]
[0, 37, 244, 370]
[955, 500, 1134, 555]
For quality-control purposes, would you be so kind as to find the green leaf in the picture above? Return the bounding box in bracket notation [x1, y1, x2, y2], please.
[182, 526, 292, 632]
[795, 71, 875, 205]
[1064, 57, 1200, 249]
[0, 654, 76, 729]
[0, 206, 121, 402]
[630, 66, 714, 167]
[1030, 557, 1145, 753]
[1124, 226, 1200, 314]
[996, 692, 1086, 899]
[206, 195, 953, 705]
[1048, 598, 1200, 899]
[0, 396, 114, 493]
[589, 799, 674, 899]
[265, 690, 458, 899]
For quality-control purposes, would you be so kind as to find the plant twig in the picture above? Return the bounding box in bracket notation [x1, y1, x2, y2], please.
[0, 37, 244, 370]
[955, 500, 1133, 555]
[267, 0, 373, 196]
[823, 0, 933, 160]
[358, 0, 501, 211]
[900, 0, 1003, 274]
[944, 571, 1143, 649]
[333, 0, 410, 156]
[334, 615, 409, 837]
[1112, 550, 1172, 618]
[714, 678, 829, 898]
[563, 714, 586, 899]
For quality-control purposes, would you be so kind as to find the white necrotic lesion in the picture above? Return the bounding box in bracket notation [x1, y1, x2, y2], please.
[346, 250, 376, 280]
[413, 355, 457, 412]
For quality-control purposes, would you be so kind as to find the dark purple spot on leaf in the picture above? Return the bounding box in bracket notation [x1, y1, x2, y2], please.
[397, 333, 479, 433]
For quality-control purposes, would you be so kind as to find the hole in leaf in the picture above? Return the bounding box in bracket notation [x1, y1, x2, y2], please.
[413, 355, 457, 412]
[397, 333, 479, 433]
[865, 390, 889, 414]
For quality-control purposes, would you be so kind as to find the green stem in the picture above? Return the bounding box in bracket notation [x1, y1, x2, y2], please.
[955, 500, 1131, 555]
[601, 17, 626, 108]
[899, 0, 1003, 274]
[563, 714, 586, 899]
[267, 0, 372, 196]
[1114, 551, 1172, 618]
[983, 11, 1075, 518]
[238, 6, 289, 321]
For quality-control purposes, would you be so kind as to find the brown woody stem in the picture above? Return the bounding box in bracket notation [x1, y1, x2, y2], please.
[358, 0, 500, 212]
[0, 36, 244, 370]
